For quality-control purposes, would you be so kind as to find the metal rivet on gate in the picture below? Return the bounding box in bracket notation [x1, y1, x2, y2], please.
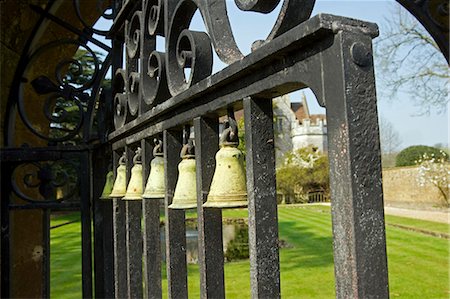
[350, 42, 371, 67]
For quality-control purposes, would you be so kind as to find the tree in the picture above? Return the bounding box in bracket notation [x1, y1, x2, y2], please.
[276, 147, 329, 203]
[379, 117, 402, 154]
[416, 151, 450, 206]
[396, 145, 447, 167]
[379, 117, 402, 168]
[375, 5, 449, 114]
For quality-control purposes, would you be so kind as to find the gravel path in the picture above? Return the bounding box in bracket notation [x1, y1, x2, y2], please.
[312, 203, 449, 224]
[384, 206, 449, 224]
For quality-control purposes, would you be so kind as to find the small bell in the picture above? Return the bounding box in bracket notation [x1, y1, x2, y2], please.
[204, 113, 247, 208]
[100, 170, 114, 200]
[109, 153, 127, 198]
[123, 147, 143, 200]
[169, 128, 197, 210]
[142, 139, 165, 199]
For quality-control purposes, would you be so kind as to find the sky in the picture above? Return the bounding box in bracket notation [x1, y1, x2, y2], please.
[93, 0, 448, 151]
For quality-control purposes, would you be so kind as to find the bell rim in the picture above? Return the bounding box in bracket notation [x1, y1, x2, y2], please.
[122, 191, 144, 200]
[168, 202, 197, 210]
[108, 191, 126, 198]
[206, 193, 247, 200]
[142, 192, 165, 199]
[203, 200, 248, 209]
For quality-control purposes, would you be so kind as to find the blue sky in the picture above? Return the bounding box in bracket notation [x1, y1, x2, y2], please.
[94, 0, 448, 150]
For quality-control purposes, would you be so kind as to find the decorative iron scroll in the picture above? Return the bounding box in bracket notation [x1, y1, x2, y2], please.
[110, 0, 449, 131]
[112, 0, 315, 129]
[10, 0, 113, 145]
[11, 160, 79, 203]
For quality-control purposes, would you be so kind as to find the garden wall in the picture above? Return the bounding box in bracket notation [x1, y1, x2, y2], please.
[382, 166, 446, 208]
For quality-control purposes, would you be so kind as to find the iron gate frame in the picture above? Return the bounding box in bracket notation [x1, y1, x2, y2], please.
[108, 1, 388, 298]
[0, 0, 448, 298]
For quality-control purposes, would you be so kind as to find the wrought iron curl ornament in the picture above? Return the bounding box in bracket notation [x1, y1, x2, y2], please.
[112, 0, 316, 129]
[18, 40, 101, 142]
[74, 0, 114, 36]
[11, 160, 79, 203]
[141, 0, 169, 106]
[113, 69, 128, 129]
[111, 0, 449, 130]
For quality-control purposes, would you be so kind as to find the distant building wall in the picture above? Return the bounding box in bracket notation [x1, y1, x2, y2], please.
[273, 95, 294, 166]
[292, 119, 328, 152]
[382, 166, 446, 208]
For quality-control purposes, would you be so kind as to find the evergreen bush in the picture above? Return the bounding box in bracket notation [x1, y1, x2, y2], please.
[395, 145, 447, 166]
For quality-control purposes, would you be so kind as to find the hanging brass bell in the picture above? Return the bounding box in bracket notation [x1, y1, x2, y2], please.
[204, 116, 247, 208]
[100, 170, 114, 200]
[109, 153, 127, 198]
[142, 140, 165, 199]
[123, 148, 143, 200]
[169, 138, 197, 209]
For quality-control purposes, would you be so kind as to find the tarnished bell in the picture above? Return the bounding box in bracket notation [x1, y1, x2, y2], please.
[123, 148, 143, 200]
[169, 139, 197, 209]
[204, 118, 247, 208]
[100, 171, 114, 200]
[142, 141, 165, 199]
[109, 153, 127, 198]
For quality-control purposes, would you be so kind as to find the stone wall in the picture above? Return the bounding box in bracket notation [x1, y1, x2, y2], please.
[382, 166, 446, 208]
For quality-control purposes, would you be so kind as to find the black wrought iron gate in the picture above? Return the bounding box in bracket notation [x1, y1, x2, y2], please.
[1, 0, 448, 298]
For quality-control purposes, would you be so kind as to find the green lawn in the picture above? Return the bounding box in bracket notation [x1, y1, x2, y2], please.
[50, 205, 449, 298]
[50, 213, 82, 299]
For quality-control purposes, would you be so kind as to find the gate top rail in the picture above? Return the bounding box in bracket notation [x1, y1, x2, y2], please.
[109, 12, 378, 149]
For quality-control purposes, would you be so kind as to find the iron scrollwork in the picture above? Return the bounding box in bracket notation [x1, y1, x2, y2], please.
[10, 0, 113, 145]
[11, 160, 80, 203]
[112, 0, 316, 130]
[18, 40, 100, 143]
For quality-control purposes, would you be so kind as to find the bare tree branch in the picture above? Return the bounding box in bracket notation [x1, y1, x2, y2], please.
[374, 4, 449, 115]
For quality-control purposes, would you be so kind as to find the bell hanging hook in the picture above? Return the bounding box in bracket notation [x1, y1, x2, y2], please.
[221, 107, 239, 145]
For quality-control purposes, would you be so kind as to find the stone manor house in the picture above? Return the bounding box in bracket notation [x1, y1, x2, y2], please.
[272, 94, 328, 166]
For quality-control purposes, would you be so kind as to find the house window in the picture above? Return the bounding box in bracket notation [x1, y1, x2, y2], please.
[277, 118, 283, 132]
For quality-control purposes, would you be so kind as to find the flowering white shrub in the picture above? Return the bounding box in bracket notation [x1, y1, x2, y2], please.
[415, 150, 450, 205]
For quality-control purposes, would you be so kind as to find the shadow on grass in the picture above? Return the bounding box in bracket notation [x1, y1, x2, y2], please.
[278, 219, 334, 270]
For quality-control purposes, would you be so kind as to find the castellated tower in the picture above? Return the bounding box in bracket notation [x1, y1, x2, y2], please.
[273, 93, 328, 167]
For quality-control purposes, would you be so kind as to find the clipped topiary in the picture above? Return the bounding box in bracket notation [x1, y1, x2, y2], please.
[395, 145, 447, 167]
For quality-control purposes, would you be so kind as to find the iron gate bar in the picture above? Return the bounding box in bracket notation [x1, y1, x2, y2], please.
[112, 196, 128, 298]
[42, 209, 51, 298]
[125, 146, 144, 298]
[109, 14, 378, 149]
[80, 152, 94, 298]
[164, 129, 188, 299]
[323, 30, 389, 298]
[92, 145, 112, 298]
[100, 199, 115, 298]
[244, 97, 280, 298]
[193, 116, 225, 298]
[125, 200, 143, 297]
[112, 149, 128, 298]
[141, 138, 163, 299]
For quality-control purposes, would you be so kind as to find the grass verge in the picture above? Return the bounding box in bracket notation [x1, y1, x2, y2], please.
[50, 205, 449, 298]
